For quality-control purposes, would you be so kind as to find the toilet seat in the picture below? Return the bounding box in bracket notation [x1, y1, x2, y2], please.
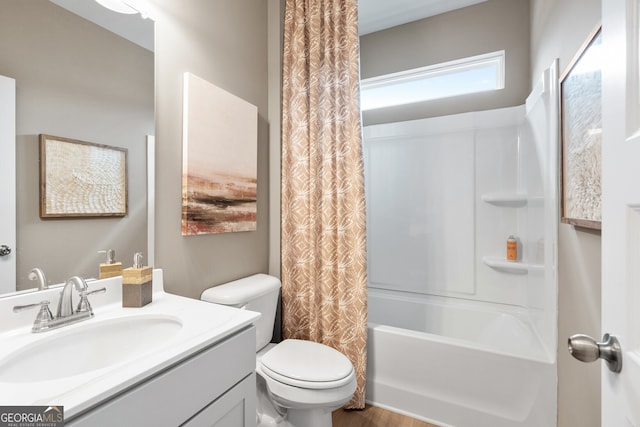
[260, 339, 354, 389]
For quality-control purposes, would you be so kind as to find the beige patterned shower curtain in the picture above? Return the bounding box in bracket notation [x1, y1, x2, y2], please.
[280, 0, 368, 409]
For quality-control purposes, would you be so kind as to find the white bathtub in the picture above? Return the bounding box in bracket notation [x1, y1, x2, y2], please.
[366, 288, 557, 427]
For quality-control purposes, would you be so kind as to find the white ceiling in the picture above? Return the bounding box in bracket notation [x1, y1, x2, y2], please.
[358, 0, 488, 35]
[48, 0, 153, 51]
[48, 0, 487, 50]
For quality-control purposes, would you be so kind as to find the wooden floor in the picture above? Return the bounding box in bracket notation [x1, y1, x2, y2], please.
[332, 405, 439, 427]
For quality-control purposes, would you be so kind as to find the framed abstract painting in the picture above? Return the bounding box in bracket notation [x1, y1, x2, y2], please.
[181, 73, 258, 235]
[560, 25, 602, 230]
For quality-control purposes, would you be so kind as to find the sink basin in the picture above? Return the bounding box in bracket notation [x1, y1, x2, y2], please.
[0, 315, 182, 383]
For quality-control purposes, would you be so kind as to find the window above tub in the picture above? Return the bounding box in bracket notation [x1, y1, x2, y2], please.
[360, 50, 505, 111]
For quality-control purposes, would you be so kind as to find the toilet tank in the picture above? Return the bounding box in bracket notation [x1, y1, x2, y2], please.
[201, 274, 281, 351]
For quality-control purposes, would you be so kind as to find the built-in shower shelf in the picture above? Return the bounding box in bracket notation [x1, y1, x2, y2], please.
[481, 193, 528, 207]
[482, 256, 543, 274]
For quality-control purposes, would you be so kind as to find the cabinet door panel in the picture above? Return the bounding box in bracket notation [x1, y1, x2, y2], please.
[183, 373, 255, 427]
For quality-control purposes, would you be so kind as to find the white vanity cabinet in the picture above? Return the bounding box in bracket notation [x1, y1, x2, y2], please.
[66, 326, 256, 427]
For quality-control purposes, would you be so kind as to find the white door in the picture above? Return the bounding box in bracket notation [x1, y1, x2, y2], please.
[0, 75, 16, 294]
[601, 0, 640, 425]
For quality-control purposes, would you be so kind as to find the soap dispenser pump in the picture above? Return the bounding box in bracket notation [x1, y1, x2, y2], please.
[122, 252, 153, 307]
[98, 249, 123, 279]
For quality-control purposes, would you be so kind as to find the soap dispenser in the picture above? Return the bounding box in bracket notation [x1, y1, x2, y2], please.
[98, 249, 123, 279]
[122, 252, 152, 307]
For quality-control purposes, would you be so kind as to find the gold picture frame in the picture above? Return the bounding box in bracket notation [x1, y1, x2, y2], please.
[560, 25, 602, 230]
[39, 134, 128, 218]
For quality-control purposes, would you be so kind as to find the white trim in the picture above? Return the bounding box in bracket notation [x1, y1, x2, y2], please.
[0, 75, 16, 294]
[146, 135, 155, 267]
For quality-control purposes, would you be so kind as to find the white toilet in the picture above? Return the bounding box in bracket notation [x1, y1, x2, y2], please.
[201, 274, 356, 427]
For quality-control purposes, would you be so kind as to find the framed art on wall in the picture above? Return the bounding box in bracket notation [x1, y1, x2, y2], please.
[181, 72, 258, 235]
[560, 25, 602, 230]
[39, 134, 128, 218]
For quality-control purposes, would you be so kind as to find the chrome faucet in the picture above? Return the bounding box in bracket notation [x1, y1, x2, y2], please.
[56, 276, 87, 318]
[13, 276, 106, 333]
[28, 267, 48, 291]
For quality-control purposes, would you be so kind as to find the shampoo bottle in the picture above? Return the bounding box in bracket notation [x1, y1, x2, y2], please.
[122, 252, 153, 307]
[98, 249, 123, 279]
[506, 235, 518, 261]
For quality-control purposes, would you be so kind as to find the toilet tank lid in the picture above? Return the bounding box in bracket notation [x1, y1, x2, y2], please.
[201, 274, 281, 306]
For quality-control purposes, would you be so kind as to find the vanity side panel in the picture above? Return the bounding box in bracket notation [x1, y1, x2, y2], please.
[66, 327, 255, 427]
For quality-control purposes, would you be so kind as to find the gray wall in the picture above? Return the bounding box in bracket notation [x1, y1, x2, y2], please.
[267, 0, 284, 278]
[0, 0, 154, 290]
[359, 0, 530, 126]
[151, 0, 270, 299]
[530, 0, 602, 426]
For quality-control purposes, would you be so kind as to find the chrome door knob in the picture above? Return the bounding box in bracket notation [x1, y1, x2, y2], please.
[568, 333, 622, 373]
[0, 245, 11, 256]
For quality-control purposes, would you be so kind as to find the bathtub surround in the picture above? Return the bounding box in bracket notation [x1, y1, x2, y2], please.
[363, 60, 559, 425]
[280, 0, 368, 409]
[364, 105, 551, 308]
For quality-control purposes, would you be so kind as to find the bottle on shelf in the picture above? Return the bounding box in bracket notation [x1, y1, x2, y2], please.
[506, 235, 518, 261]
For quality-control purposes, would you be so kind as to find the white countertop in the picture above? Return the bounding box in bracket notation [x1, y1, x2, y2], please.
[0, 269, 260, 418]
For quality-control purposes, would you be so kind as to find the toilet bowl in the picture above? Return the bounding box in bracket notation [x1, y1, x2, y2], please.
[201, 274, 356, 427]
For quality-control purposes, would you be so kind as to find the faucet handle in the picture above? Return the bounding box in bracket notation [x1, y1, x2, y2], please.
[76, 287, 107, 314]
[13, 301, 54, 332]
[13, 300, 51, 313]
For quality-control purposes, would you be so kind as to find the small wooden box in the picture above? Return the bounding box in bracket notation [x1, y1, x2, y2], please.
[122, 266, 153, 307]
[99, 262, 123, 279]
